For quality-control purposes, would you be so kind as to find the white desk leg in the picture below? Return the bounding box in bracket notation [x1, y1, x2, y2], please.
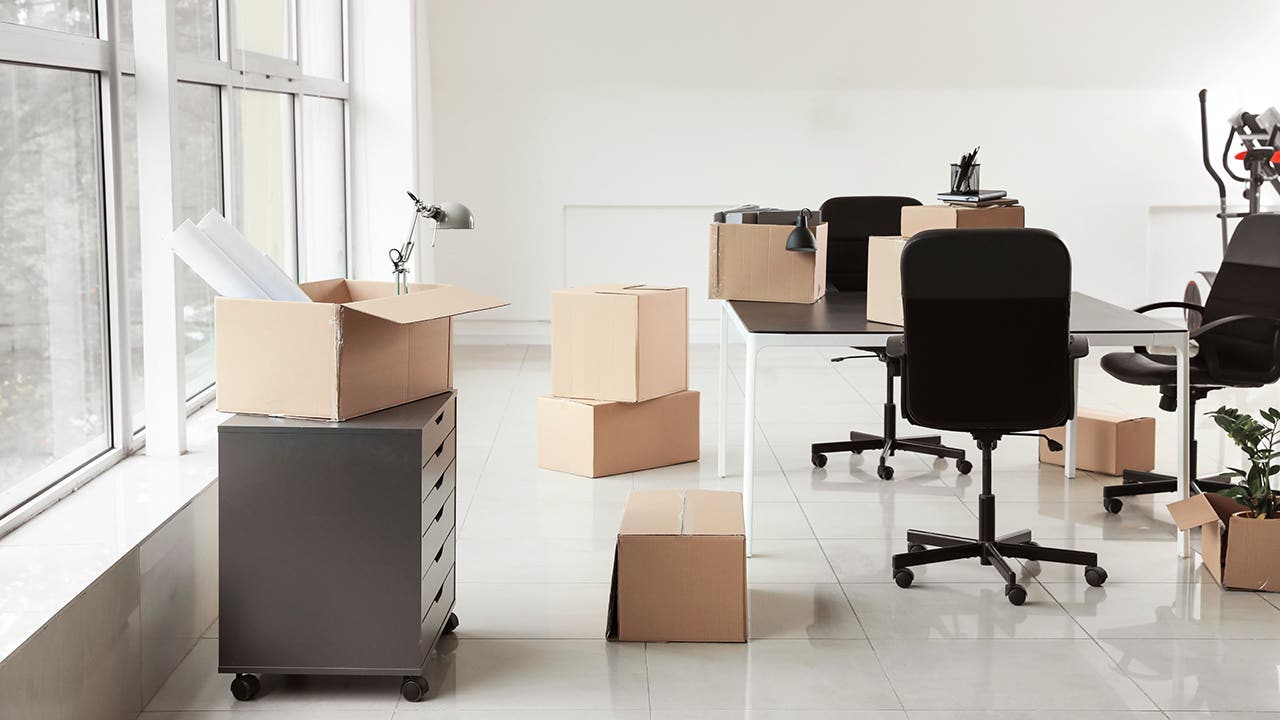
[1065, 358, 1079, 478]
[718, 302, 728, 479]
[1176, 333, 1192, 558]
[743, 335, 759, 557]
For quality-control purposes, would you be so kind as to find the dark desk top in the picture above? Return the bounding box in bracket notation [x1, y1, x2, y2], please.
[728, 291, 1183, 336]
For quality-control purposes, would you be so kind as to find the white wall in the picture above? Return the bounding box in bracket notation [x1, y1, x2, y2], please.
[421, 0, 1280, 339]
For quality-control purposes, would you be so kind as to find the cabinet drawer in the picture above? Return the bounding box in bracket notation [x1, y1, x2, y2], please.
[419, 394, 456, 461]
[421, 430, 456, 499]
[421, 528, 455, 619]
[420, 490, 455, 572]
[421, 462, 456, 534]
[420, 566, 456, 652]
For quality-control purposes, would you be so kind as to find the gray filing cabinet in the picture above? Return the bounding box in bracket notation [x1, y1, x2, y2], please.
[217, 390, 458, 703]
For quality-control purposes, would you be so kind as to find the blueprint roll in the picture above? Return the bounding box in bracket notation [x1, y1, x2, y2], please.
[171, 220, 271, 300]
[197, 209, 311, 302]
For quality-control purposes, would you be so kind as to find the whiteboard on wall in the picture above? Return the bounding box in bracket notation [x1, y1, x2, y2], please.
[563, 205, 725, 320]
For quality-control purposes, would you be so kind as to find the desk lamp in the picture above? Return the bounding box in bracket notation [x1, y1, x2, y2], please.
[786, 208, 817, 252]
[390, 191, 475, 293]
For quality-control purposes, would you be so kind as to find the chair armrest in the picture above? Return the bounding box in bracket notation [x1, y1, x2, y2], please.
[886, 335, 905, 359]
[1068, 335, 1089, 359]
[1190, 313, 1280, 340]
[1133, 300, 1203, 314]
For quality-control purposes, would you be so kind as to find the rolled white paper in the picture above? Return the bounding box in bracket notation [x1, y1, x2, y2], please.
[171, 220, 271, 300]
[197, 210, 311, 302]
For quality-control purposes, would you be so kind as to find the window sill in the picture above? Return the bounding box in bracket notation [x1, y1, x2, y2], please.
[0, 406, 222, 664]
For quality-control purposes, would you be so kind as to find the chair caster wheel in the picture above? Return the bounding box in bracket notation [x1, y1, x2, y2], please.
[811, 453, 828, 468]
[907, 543, 926, 554]
[400, 676, 428, 702]
[894, 568, 914, 588]
[851, 449, 863, 455]
[230, 673, 260, 702]
[1005, 584, 1027, 606]
[1103, 497, 1124, 514]
[956, 459, 973, 475]
[877, 464, 894, 480]
[1085, 566, 1108, 587]
[442, 612, 459, 635]
[1022, 559, 1042, 577]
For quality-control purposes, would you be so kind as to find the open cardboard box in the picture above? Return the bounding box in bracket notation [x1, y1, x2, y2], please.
[1168, 491, 1280, 592]
[708, 222, 828, 304]
[215, 279, 507, 421]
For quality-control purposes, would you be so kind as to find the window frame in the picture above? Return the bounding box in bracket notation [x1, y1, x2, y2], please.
[0, 0, 351, 533]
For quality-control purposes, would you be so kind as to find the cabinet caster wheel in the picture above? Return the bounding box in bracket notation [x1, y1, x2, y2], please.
[1085, 566, 1108, 587]
[956, 459, 973, 475]
[894, 568, 914, 588]
[400, 676, 428, 702]
[907, 543, 926, 554]
[1103, 497, 1124, 514]
[811, 453, 828, 469]
[1005, 584, 1027, 606]
[877, 464, 894, 480]
[442, 612, 459, 635]
[230, 673, 260, 702]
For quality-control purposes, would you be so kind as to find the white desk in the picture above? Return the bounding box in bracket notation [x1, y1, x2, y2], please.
[716, 291, 1192, 559]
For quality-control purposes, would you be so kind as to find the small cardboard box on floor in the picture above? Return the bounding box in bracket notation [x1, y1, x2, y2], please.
[900, 205, 1026, 238]
[1168, 492, 1280, 592]
[1038, 410, 1156, 476]
[708, 222, 829, 304]
[607, 490, 747, 642]
[216, 279, 507, 421]
[551, 285, 688, 403]
[537, 391, 700, 477]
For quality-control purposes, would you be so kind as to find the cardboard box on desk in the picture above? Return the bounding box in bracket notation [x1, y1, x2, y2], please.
[551, 284, 688, 403]
[900, 205, 1025, 238]
[1169, 492, 1280, 592]
[215, 279, 507, 421]
[708, 222, 828, 304]
[866, 235, 907, 326]
[537, 391, 700, 477]
[607, 489, 747, 642]
[1038, 409, 1155, 476]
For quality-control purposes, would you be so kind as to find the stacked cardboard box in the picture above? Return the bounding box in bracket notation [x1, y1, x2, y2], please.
[538, 285, 700, 477]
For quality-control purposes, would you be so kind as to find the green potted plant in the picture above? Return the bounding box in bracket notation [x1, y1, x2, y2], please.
[1207, 406, 1280, 519]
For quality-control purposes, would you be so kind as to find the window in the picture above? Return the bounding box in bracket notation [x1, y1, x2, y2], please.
[234, 0, 292, 59]
[232, 89, 296, 274]
[118, 0, 218, 58]
[300, 96, 347, 280]
[0, 0, 95, 36]
[0, 63, 109, 509]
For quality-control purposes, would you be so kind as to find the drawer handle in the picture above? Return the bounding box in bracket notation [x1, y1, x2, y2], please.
[435, 505, 445, 522]
[434, 440, 445, 458]
[434, 411, 444, 425]
[434, 546, 444, 563]
[433, 585, 444, 603]
[434, 472, 445, 491]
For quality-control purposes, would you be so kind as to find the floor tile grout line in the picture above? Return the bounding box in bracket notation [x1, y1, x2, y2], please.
[456, 345, 530, 536]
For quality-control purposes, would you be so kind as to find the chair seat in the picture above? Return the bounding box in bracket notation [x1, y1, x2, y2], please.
[1100, 351, 1215, 386]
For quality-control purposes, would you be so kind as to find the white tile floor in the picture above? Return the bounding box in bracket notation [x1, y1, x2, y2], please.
[139, 344, 1280, 719]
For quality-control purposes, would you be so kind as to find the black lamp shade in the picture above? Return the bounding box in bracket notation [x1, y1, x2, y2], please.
[786, 208, 817, 252]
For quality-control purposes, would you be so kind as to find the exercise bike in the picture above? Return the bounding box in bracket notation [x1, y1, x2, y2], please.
[1184, 89, 1280, 328]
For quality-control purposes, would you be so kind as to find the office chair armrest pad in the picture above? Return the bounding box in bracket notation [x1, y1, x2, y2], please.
[1068, 334, 1089, 359]
[885, 335, 905, 359]
[1189, 313, 1280, 340]
[1134, 300, 1203, 314]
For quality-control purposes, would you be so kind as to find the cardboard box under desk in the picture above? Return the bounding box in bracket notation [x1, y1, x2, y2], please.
[215, 279, 507, 421]
[1169, 492, 1280, 592]
[708, 222, 828, 304]
[607, 489, 747, 642]
[1038, 409, 1155, 476]
[551, 284, 689, 403]
[537, 390, 700, 478]
[900, 205, 1025, 238]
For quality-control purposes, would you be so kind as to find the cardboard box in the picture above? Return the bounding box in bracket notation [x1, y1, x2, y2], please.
[537, 391, 700, 477]
[1169, 492, 1280, 592]
[708, 222, 828, 304]
[551, 284, 688, 403]
[606, 489, 747, 642]
[900, 205, 1025, 238]
[215, 279, 507, 420]
[1038, 409, 1156, 476]
[865, 235, 907, 326]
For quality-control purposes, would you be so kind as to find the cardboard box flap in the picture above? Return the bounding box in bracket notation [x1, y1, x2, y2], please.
[618, 490, 683, 535]
[684, 489, 745, 536]
[560, 284, 680, 297]
[1168, 492, 1244, 530]
[344, 284, 508, 324]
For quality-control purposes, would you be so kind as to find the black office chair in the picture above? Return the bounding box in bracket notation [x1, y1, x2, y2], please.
[888, 228, 1106, 605]
[1100, 213, 1280, 513]
[809, 196, 972, 479]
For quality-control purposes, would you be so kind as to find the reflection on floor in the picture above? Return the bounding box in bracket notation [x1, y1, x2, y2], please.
[139, 344, 1280, 718]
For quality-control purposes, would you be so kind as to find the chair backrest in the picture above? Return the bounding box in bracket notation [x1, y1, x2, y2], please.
[898, 228, 1075, 433]
[819, 196, 921, 292]
[1199, 213, 1280, 385]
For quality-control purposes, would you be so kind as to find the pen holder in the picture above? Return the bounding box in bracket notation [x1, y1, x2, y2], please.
[950, 163, 980, 194]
